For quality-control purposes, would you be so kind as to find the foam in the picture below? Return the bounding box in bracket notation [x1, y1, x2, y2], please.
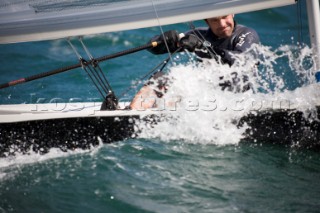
[135, 44, 319, 145]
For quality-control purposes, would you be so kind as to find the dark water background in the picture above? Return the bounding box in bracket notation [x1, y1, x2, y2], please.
[1, 1, 320, 212]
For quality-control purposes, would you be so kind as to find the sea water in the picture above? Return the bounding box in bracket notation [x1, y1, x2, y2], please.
[1, 2, 320, 213]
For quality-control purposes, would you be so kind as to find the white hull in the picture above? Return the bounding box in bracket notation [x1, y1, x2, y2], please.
[0, 102, 158, 123]
[1, 100, 320, 124]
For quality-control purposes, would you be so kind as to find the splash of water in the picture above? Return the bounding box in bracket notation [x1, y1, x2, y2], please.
[135, 44, 319, 145]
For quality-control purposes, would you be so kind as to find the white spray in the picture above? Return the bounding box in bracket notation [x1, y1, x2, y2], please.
[136, 44, 320, 145]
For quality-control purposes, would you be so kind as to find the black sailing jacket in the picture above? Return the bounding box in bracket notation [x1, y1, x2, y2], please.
[149, 22, 260, 65]
[188, 22, 260, 65]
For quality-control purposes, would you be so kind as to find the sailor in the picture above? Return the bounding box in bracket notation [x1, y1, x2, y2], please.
[150, 14, 260, 65]
[130, 14, 260, 109]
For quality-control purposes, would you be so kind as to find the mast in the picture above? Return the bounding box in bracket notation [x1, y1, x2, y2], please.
[306, 0, 320, 71]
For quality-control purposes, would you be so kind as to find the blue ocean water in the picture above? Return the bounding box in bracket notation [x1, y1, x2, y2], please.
[1, 1, 320, 213]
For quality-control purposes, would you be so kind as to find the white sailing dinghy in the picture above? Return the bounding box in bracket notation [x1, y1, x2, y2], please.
[0, 0, 319, 155]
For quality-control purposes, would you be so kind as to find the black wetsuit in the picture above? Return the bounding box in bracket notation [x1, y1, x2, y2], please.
[150, 22, 260, 66]
[187, 22, 260, 65]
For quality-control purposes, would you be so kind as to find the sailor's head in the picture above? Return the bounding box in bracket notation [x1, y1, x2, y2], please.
[205, 14, 235, 38]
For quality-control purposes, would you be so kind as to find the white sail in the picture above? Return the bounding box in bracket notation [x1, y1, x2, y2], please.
[0, 0, 296, 44]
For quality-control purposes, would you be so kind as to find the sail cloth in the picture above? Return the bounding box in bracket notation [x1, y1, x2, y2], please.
[0, 0, 295, 44]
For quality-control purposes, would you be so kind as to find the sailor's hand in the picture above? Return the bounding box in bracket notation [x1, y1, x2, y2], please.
[149, 30, 179, 54]
[179, 34, 203, 52]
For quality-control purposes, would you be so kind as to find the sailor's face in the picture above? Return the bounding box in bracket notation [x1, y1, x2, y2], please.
[207, 15, 234, 38]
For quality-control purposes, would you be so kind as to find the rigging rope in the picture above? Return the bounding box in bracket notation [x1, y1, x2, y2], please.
[150, 0, 174, 63]
[79, 37, 115, 95]
[67, 38, 116, 104]
[118, 48, 181, 99]
[80, 59, 108, 100]
[79, 36, 94, 60]
[118, 59, 168, 99]
[296, 0, 303, 44]
[188, 21, 224, 62]
[0, 41, 158, 90]
[67, 38, 82, 60]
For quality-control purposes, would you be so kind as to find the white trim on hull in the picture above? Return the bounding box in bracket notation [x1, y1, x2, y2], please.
[1, 99, 320, 124]
[0, 102, 158, 123]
